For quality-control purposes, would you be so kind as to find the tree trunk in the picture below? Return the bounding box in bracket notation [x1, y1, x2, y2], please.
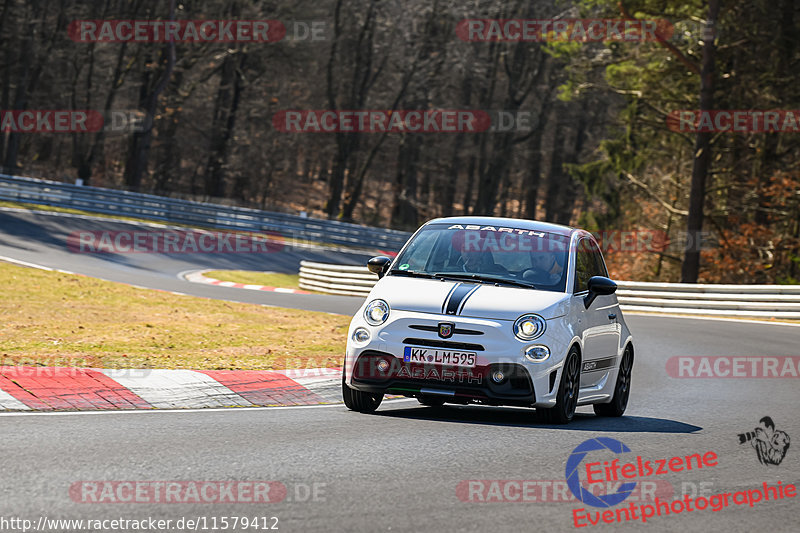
[205, 51, 245, 198]
[2, 13, 34, 173]
[681, 0, 720, 283]
[324, 0, 379, 218]
[0, 0, 14, 165]
[522, 126, 545, 220]
[123, 0, 176, 191]
[461, 153, 476, 214]
[391, 134, 420, 229]
[544, 111, 567, 223]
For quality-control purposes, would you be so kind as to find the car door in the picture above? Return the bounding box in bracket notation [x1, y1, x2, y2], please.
[574, 238, 621, 388]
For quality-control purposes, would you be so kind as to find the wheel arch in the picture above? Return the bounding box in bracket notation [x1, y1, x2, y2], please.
[568, 340, 583, 365]
[623, 341, 634, 365]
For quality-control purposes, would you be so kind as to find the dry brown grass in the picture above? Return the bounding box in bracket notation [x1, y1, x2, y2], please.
[0, 262, 349, 370]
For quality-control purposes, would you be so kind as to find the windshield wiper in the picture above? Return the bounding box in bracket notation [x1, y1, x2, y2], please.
[433, 272, 537, 289]
[387, 269, 436, 278]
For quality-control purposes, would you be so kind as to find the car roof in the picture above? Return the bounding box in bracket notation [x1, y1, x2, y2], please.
[424, 216, 577, 237]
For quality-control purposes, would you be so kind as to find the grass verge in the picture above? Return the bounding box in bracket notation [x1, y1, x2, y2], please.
[0, 261, 348, 370]
[204, 270, 306, 291]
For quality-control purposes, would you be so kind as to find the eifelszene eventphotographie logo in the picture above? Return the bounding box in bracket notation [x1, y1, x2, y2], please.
[565, 437, 638, 508]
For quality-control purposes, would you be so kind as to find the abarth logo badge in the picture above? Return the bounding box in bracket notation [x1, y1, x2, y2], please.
[438, 322, 454, 338]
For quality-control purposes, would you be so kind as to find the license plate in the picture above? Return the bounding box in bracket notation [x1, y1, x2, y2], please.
[403, 346, 476, 367]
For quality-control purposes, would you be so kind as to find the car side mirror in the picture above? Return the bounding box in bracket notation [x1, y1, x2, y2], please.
[367, 256, 392, 279]
[584, 276, 617, 308]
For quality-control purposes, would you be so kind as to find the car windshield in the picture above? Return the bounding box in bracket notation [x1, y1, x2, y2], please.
[390, 223, 570, 292]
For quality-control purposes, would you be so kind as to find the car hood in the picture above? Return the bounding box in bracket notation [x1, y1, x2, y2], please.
[371, 276, 570, 321]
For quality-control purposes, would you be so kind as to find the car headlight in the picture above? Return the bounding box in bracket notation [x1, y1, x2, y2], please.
[513, 314, 546, 341]
[364, 299, 390, 326]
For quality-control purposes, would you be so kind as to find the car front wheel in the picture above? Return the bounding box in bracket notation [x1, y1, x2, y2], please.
[537, 346, 580, 424]
[593, 345, 633, 417]
[342, 375, 383, 413]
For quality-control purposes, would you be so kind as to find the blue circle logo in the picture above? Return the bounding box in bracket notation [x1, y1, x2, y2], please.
[565, 437, 637, 508]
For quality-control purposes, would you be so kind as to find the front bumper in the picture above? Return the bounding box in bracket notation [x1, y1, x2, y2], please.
[351, 350, 537, 406]
[345, 310, 573, 408]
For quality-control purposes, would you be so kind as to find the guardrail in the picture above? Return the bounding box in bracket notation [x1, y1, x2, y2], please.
[299, 261, 380, 296]
[0, 174, 412, 251]
[298, 262, 800, 319]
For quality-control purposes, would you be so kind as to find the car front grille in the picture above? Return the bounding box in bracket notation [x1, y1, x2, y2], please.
[407, 324, 484, 336]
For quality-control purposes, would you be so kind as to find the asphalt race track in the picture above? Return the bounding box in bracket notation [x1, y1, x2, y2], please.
[0, 208, 798, 532]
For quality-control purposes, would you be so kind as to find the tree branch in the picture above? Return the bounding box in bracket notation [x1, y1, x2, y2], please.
[622, 171, 689, 216]
[618, 1, 701, 76]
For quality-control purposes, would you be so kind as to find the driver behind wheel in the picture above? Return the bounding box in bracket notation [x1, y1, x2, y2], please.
[451, 230, 508, 275]
[523, 248, 564, 285]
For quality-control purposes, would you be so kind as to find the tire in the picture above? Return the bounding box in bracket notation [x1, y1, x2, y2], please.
[537, 346, 581, 424]
[593, 345, 633, 417]
[342, 375, 383, 413]
[418, 395, 446, 407]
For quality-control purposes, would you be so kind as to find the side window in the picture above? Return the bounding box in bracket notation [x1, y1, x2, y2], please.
[587, 240, 609, 278]
[573, 239, 592, 293]
[399, 231, 438, 271]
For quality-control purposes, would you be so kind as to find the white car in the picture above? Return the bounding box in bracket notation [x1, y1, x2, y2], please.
[342, 216, 634, 424]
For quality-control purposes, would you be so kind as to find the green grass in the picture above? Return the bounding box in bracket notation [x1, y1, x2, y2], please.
[0, 262, 348, 370]
[205, 270, 304, 290]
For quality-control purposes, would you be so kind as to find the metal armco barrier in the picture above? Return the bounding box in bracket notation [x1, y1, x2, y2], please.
[0, 174, 411, 251]
[299, 261, 379, 296]
[299, 262, 800, 319]
[615, 281, 800, 319]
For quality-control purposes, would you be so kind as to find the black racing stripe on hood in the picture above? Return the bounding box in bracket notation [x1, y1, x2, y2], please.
[456, 285, 481, 315]
[445, 283, 477, 315]
[441, 283, 460, 314]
